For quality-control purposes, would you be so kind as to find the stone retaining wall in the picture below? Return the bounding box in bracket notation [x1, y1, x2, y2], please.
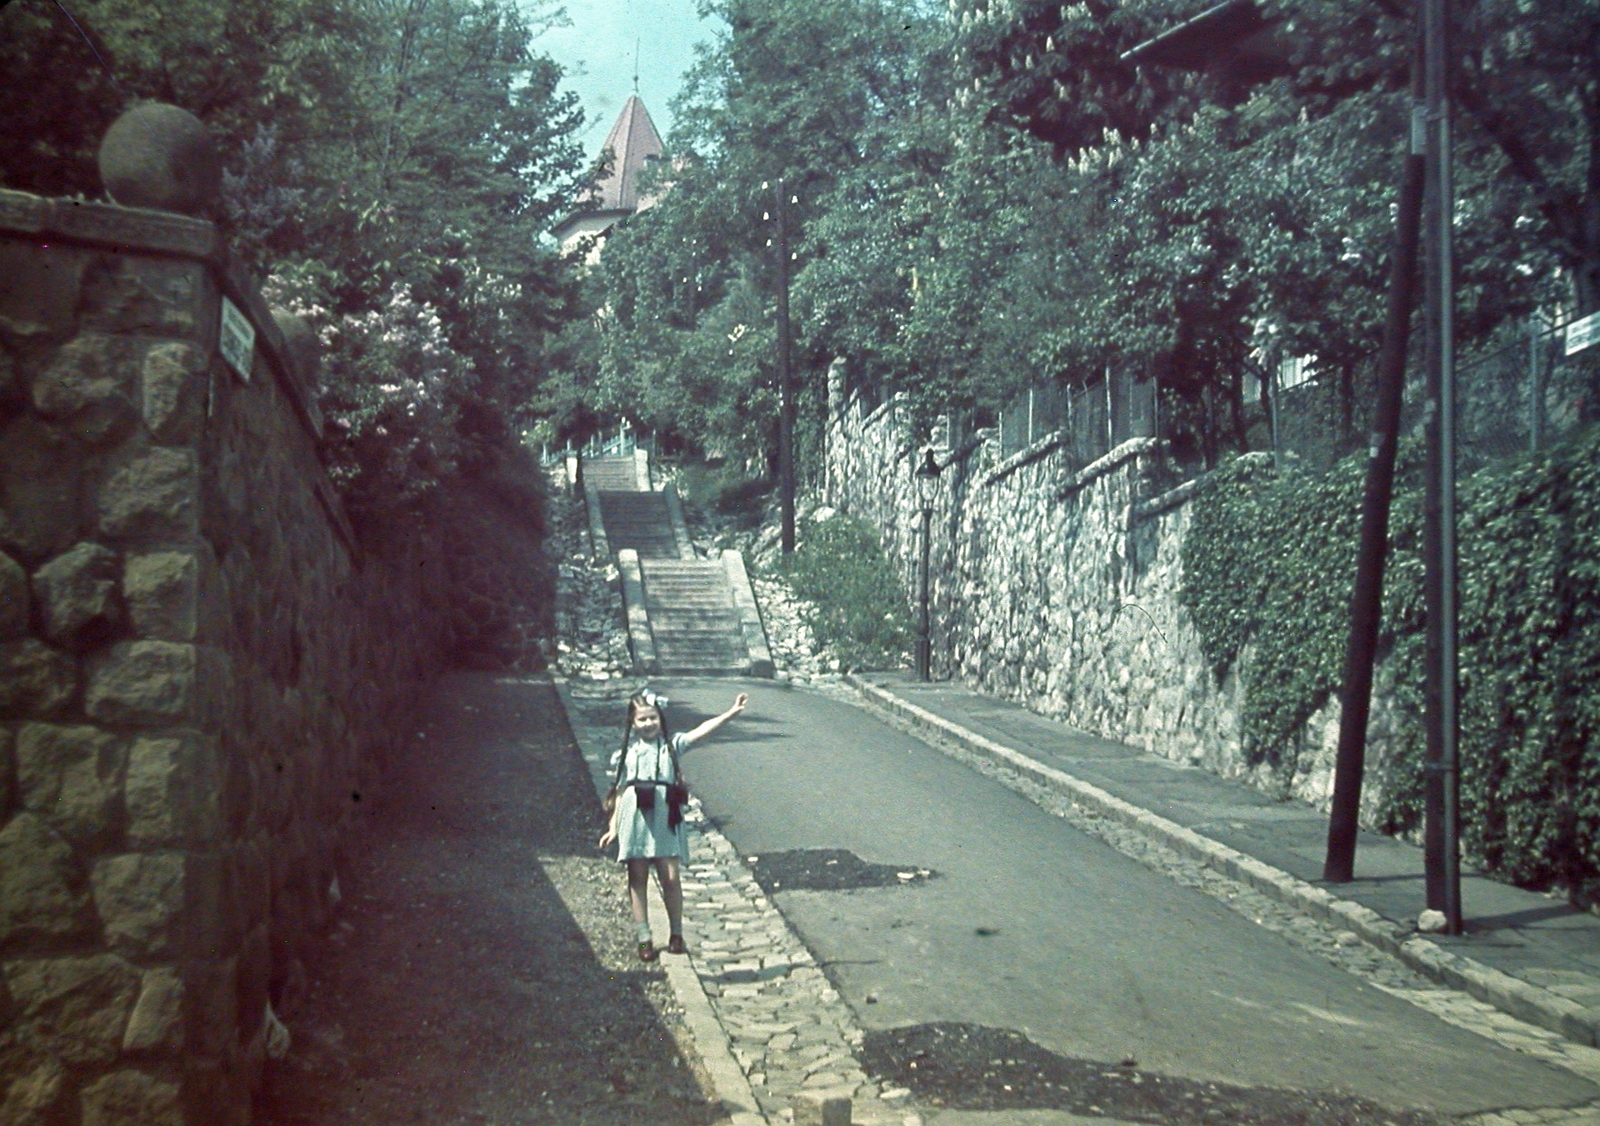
[823, 389, 1404, 822]
[0, 191, 449, 1125]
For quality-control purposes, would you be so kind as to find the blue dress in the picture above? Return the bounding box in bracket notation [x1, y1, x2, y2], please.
[610, 733, 691, 863]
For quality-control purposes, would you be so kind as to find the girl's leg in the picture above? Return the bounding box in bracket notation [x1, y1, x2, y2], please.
[626, 859, 652, 938]
[654, 857, 684, 939]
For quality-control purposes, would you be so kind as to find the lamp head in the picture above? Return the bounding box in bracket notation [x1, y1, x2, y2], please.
[915, 448, 941, 507]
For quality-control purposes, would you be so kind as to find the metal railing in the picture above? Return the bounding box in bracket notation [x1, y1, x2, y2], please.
[1273, 319, 1596, 475]
[996, 372, 1157, 467]
[541, 426, 641, 467]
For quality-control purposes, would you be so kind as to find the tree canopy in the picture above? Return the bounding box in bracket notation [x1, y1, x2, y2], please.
[569, 0, 1591, 474]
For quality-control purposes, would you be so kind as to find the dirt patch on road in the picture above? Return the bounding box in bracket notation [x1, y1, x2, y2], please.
[862, 1023, 1444, 1126]
[257, 673, 726, 1126]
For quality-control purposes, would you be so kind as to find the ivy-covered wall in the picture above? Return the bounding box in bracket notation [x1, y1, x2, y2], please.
[1184, 430, 1600, 902]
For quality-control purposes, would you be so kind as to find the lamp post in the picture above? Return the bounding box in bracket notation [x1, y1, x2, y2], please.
[914, 448, 942, 681]
[1419, 0, 1462, 935]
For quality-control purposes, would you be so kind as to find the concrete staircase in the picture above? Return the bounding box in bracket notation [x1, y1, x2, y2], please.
[581, 455, 773, 677]
[582, 454, 643, 492]
[598, 492, 683, 559]
[640, 560, 748, 673]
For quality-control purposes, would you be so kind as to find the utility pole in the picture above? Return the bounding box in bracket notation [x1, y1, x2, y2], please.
[1324, 47, 1427, 884]
[1421, 0, 1463, 933]
[776, 178, 796, 555]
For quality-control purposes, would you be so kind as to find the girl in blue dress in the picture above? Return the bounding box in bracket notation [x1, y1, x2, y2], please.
[599, 689, 748, 960]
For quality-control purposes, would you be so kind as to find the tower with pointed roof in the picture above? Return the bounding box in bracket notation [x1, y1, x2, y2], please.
[553, 95, 665, 261]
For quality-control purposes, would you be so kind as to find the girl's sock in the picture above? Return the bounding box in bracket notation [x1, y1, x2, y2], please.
[635, 921, 653, 944]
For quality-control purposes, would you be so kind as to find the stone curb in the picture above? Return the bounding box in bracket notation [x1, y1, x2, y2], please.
[721, 550, 776, 679]
[616, 549, 660, 675]
[844, 673, 1600, 1051]
[582, 478, 612, 559]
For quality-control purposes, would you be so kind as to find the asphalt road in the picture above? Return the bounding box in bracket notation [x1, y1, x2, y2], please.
[660, 679, 1595, 1119]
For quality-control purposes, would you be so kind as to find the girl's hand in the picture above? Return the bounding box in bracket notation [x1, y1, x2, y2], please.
[730, 693, 748, 715]
[598, 827, 616, 849]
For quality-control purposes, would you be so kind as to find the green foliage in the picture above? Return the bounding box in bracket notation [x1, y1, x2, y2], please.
[1181, 427, 1600, 902]
[776, 514, 914, 672]
[568, 0, 949, 464]
[674, 464, 773, 531]
[575, 0, 1590, 481]
[1180, 451, 1376, 768]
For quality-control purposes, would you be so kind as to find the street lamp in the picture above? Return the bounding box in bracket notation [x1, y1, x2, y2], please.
[914, 448, 942, 681]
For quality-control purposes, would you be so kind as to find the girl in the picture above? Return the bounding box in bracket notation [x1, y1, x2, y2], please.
[599, 689, 748, 961]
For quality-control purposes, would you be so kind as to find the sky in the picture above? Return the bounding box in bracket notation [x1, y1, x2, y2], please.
[536, 0, 724, 153]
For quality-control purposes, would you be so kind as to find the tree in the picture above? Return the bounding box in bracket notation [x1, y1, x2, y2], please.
[572, 0, 946, 468]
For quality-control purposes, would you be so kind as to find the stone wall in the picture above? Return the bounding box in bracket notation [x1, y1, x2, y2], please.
[823, 388, 1406, 822]
[0, 189, 449, 1124]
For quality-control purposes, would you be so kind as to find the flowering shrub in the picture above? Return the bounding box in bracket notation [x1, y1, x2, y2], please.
[266, 274, 473, 523]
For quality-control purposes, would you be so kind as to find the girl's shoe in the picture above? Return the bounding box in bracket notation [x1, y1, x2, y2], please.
[638, 940, 659, 962]
[666, 934, 687, 955]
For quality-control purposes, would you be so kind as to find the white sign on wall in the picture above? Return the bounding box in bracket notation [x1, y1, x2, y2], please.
[1565, 310, 1600, 357]
[219, 296, 255, 380]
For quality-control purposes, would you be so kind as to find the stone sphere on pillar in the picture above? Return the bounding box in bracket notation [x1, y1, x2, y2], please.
[97, 102, 222, 216]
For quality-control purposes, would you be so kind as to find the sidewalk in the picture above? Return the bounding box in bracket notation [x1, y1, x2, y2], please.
[847, 671, 1600, 1052]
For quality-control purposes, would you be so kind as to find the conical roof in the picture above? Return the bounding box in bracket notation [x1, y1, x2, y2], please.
[591, 95, 664, 213]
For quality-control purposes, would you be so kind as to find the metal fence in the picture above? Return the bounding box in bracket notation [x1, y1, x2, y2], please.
[996, 371, 1157, 466]
[1273, 319, 1597, 476]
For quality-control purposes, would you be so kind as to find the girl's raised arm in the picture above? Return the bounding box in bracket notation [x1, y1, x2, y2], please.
[678, 693, 748, 747]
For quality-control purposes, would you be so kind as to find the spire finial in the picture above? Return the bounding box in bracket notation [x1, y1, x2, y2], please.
[633, 36, 640, 94]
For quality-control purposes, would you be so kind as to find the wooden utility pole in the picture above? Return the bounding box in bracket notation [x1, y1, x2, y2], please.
[1324, 51, 1426, 884]
[776, 179, 796, 555]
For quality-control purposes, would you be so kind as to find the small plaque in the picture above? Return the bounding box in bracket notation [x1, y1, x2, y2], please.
[220, 296, 255, 380]
[1566, 310, 1600, 357]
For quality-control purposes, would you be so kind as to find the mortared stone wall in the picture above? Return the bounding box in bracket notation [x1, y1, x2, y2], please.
[0, 189, 450, 1125]
[822, 380, 1409, 826]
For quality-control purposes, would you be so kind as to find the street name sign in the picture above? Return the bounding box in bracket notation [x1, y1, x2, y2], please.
[1565, 309, 1600, 356]
[220, 296, 255, 380]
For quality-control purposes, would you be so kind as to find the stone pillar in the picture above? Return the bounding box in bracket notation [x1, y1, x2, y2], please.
[1, 104, 248, 1126]
[0, 224, 230, 1123]
[825, 357, 847, 506]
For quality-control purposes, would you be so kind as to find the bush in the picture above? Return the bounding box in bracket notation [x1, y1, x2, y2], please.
[1181, 426, 1600, 903]
[776, 514, 913, 671]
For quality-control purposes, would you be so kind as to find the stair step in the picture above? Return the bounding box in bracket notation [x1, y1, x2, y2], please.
[584, 460, 642, 490]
